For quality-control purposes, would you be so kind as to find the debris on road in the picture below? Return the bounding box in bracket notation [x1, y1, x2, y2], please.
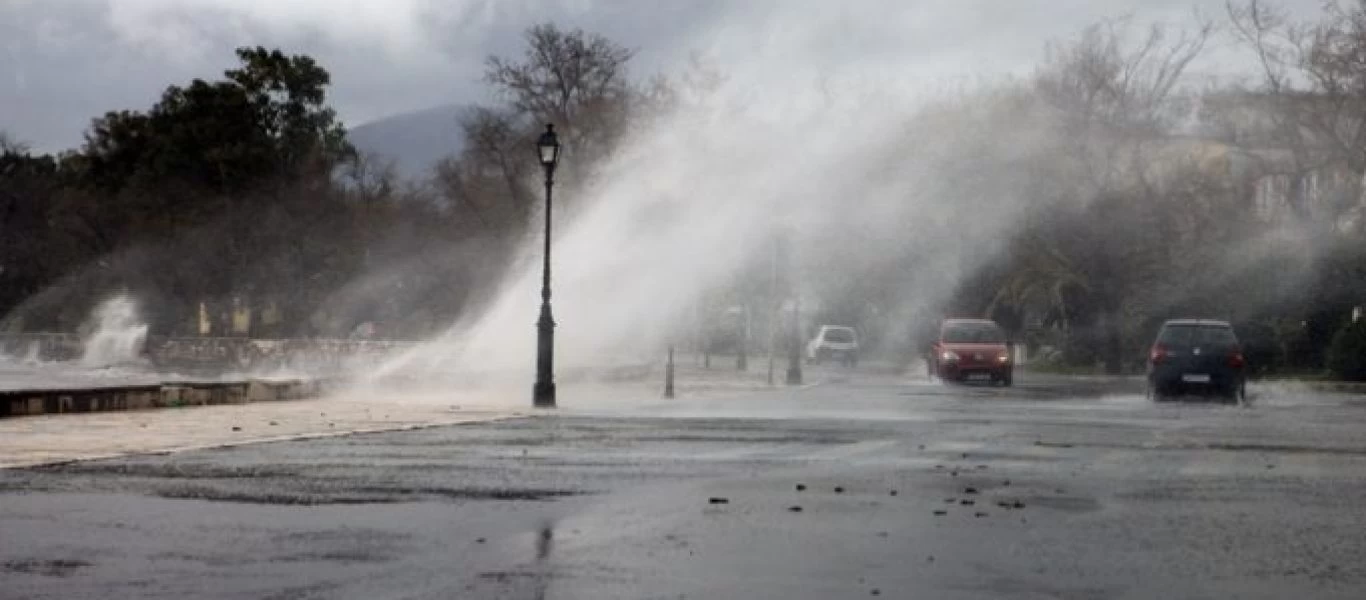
[796, 483, 807, 491]
[708, 497, 729, 505]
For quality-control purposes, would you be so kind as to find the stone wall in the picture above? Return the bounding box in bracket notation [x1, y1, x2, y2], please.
[0, 379, 326, 418]
[146, 337, 413, 373]
[0, 333, 83, 361]
[0, 333, 413, 373]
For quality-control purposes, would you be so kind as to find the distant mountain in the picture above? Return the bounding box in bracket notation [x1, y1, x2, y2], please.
[348, 103, 468, 181]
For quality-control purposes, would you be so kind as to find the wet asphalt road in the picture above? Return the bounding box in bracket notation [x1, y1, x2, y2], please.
[4, 371, 1366, 599]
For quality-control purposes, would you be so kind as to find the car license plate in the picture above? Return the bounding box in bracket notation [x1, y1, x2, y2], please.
[1182, 374, 1211, 384]
[968, 373, 991, 381]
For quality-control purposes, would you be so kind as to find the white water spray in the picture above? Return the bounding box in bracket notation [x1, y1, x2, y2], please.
[366, 9, 1063, 389]
[79, 295, 149, 367]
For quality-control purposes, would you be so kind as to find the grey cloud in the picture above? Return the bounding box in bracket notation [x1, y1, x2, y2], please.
[0, 0, 1325, 153]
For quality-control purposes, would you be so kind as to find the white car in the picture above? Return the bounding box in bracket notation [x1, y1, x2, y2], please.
[807, 325, 859, 366]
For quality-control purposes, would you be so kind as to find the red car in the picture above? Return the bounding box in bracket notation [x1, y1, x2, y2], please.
[929, 318, 1013, 386]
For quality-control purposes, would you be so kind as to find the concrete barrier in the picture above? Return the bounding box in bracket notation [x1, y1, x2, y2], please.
[0, 379, 325, 419]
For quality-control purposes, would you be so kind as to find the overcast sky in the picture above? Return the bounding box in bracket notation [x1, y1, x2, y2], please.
[0, 0, 1326, 153]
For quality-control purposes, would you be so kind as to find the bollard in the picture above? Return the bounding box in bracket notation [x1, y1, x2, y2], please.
[664, 345, 676, 399]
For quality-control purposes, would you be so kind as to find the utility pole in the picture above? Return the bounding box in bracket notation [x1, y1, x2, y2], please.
[766, 232, 779, 386]
[782, 227, 802, 386]
[664, 344, 676, 399]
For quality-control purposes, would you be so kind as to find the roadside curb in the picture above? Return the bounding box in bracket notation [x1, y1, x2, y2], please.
[0, 411, 532, 470]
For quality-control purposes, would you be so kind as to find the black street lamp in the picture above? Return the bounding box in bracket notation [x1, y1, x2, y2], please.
[533, 124, 560, 408]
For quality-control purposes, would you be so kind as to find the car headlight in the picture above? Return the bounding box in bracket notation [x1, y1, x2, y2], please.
[941, 350, 959, 362]
[997, 353, 1011, 363]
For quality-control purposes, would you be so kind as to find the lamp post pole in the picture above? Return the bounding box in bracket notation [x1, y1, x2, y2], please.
[782, 227, 803, 386]
[533, 124, 560, 408]
[664, 345, 676, 399]
[787, 295, 803, 385]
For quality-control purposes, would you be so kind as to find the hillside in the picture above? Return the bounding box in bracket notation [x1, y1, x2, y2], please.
[348, 103, 468, 181]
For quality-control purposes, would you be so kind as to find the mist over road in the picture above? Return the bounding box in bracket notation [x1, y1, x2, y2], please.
[3, 369, 1365, 599]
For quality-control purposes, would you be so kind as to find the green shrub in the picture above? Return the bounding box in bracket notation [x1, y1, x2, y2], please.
[1326, 318, 1366, 381]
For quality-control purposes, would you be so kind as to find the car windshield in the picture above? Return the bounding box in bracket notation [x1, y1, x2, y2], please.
[823, 328, 855, 343]
[1158, 324, 1238, 346]
[942, 322, 1005, 343]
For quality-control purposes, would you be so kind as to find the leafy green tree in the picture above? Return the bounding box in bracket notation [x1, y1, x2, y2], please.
[81, 46, 352, 200]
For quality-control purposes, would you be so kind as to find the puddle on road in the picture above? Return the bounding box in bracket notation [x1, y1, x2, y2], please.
[2, 558, 92, 577]
[536, 524, 554, 561]
[144, 484, 585, 506]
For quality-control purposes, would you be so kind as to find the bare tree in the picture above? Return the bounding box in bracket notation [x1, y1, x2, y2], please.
[0, 131, 28, 155]
[1001, 18, 1213, 372]
[1228, 0, 1366, 220]
[483, 23, 636, 176]
[1035, 18, 1212, 192]
[451, 106, 535, 228]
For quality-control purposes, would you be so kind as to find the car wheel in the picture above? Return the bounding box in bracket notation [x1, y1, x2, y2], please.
[1222, 381, 1245, 404]
[1226, 391, 1240, 404]
[1149, 383, 1169, 402]
[1001, 371, 1013, 387]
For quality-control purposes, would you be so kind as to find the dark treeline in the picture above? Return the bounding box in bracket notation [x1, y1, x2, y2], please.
[3, 3, 1366, 378]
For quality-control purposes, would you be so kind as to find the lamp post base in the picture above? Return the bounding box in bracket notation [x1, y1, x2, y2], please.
[533, 382, 556, 408]
[786, 367, 803, 386]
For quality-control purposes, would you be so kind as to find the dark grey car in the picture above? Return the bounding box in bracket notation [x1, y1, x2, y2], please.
[1146, 319, 1247, 402]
